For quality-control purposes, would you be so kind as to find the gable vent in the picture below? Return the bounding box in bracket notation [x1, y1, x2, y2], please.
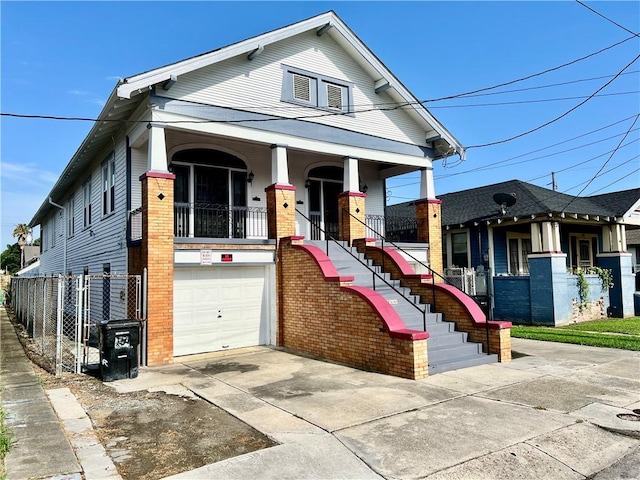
[326, 84, 343, 110]
[293, 74, 311, 102]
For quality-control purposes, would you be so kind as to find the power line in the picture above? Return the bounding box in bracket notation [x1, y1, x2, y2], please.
[428, 90, 639, 109]
[466, 53, 640, 149]
[386, 116, 640, 187]
[587, 167, 640, 194]
[417, 34, 638, 103]
[525, 151, 640, 182]
[576, 0, 640, 37]
[562, 113, 640, 211]
[387, 137, 639, 189]
[426, 70, 639, 100]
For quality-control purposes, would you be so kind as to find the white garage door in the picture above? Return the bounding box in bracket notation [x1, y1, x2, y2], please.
[173, 266, 269, 357]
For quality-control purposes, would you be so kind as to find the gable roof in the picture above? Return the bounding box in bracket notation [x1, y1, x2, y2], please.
[386, 180, 640, 227]
[117, 11, 464, 160]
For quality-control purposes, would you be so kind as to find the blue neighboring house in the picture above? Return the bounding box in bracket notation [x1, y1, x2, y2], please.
[387, 180, 640, 325]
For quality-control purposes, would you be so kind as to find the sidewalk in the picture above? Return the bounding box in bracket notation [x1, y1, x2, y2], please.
[0, 308, 81, 479]
[0, 308, 120, 480]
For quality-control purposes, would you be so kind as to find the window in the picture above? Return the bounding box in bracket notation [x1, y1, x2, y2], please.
[452, 232, 469, 267]
[282, 65, 352, 113]
[102, 156, 115, 216]
[51, 215, 56, 248]
[67, 195, 75, 237]
[83, 177, 92, 228]
[507, 234, 532, 274]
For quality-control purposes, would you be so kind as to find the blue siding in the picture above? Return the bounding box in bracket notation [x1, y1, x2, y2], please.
[493, 276, 531, 322]
[493, 230, 508, 274]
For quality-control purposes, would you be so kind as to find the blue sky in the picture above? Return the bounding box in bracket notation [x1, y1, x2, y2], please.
[1, 1, 639, 250]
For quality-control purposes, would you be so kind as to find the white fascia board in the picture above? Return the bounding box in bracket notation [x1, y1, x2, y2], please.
[175, 249, 274, 265]
[117, 12, 336, 100]
[155, 110, 429, 168]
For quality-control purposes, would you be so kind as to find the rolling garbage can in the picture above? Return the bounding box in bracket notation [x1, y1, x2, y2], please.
[99, 319, 141, 382]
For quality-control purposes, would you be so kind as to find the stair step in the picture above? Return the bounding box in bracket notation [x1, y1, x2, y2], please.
[429, 353, 499, 375]
[428, 342, 484, 363]
[426, 331, 468, 348]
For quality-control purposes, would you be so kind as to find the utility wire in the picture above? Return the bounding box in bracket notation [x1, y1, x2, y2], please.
[576, 0, 640, 37]
[429, 90, 638, 109]
[562, 113, 640, 211]
[415, 34, 638, 103]
[466, 53, 640, 149]
[388, 137, 639, 189]
[587, 167, 640, 194]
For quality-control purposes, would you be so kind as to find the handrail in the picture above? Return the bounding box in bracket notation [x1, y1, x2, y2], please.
[342, 208, 491, 354]
[296, 208, 427, 330]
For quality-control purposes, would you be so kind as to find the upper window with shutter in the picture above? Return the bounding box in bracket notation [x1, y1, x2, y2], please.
[293, 74, 312, 102]
[282, 65, 353, 114]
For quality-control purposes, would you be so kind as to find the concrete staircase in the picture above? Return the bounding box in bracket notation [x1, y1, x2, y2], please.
[309, 240, 498, 374]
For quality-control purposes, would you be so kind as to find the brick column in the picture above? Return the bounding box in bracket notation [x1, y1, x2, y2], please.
[416, 198, 443, 278]
[265, 184, 296, 240]
[338, 192, 366, 244]
[140, 171, 175, 366]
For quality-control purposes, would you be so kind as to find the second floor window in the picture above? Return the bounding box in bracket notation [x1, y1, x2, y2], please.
[102, 157, 115, 215]
[83, 178, 92, 228]
[67, 195, 75, 237]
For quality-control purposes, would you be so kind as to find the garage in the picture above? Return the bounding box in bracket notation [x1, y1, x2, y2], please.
[173, 265, 272, 357]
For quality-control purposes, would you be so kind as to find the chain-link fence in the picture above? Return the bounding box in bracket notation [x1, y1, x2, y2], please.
[10, 274, 143, 375]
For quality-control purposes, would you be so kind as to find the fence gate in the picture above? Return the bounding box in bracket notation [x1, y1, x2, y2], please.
[10, 274, 144, 375]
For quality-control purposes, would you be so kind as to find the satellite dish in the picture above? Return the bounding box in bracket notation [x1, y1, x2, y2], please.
[493, 193, 517, 215]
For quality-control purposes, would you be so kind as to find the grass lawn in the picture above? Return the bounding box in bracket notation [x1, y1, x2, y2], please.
[511, 317, 640, 351]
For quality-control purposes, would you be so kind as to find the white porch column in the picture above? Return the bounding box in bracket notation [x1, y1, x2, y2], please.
[147, 123, 168, 172]
[343, 156, 360, 192]
[541, 221, 561, 252]
[419, 167, 436, 199]
[603, 224, 626, 252]
[271, 144, 290, 185]
[531, 222, 561, 253]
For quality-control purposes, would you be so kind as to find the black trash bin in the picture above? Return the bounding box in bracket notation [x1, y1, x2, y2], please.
[99, 319, 141, 382]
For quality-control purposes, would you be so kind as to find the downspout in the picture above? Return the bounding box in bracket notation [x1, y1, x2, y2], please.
[48, 198, 67, 274]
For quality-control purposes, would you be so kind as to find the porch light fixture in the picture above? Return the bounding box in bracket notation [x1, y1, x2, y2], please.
[360, 184, 368, 193]
[305, 178, 311, 188]
[247, 171, 255, 183]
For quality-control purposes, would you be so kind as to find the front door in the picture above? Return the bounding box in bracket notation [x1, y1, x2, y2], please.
[308, 179, 342, 240]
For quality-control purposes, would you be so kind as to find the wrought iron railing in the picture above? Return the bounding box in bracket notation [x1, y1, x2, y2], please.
[307, 211, 338, 240]
[129, 207, 143, 242]
[365, 214, 418, 242]
[174, 203, 268, 239]
[343, 208, 491, 352]
[297, 208, 428, 330]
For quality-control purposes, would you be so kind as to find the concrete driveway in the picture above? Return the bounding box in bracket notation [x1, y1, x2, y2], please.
[111, 338, 640, 479]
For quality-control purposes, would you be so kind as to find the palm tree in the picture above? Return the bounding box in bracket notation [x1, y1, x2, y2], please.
[12, 223, 31, 269]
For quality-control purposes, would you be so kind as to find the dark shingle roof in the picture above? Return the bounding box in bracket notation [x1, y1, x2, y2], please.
[386, 180, 640, 227]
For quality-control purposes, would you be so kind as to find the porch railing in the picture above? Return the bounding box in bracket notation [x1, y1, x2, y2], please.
[175, 203, 268, 239]
[308, 211, 338, 240]
[129, 207, 143, 242]
[365, 214, 418, 242]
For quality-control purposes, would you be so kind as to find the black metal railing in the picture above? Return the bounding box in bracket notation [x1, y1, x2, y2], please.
[129, 207, 143, 242]
[296, 208, 428, 330]
[174, 203, 268, 239]
[308, 211, 339, 240]
[343, 208, 491, 353]
[365, 214, 419, 242]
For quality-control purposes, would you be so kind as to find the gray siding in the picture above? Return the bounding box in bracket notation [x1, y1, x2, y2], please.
[38, 133, 128, 276]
